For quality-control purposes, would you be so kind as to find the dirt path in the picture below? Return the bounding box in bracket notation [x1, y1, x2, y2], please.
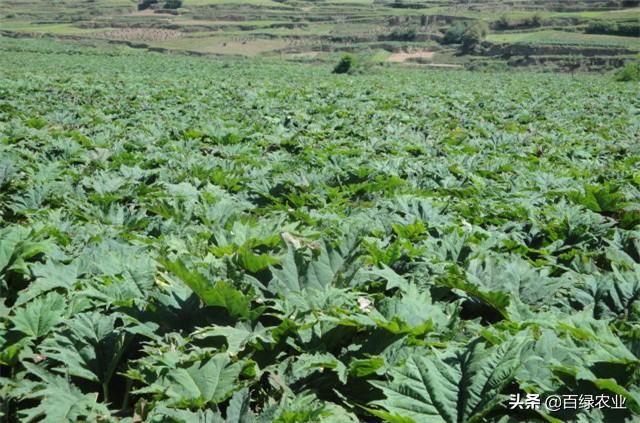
[421, 63, 463, 68]
[386, 51, 434, 63]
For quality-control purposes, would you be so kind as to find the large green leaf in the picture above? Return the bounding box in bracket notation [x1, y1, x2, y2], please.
[10, 292, 65, 338]
[137, 353, 244, 408]
[226, 388, 257, 423]
[269, 242, 362, 295]
[371, 338, 526, 423]
[41, 312, 128, 401]
[14, 260, 79, 306]
[162, 258, 251, 319]
[20, 363, 112, 423]
[437, 265, 511, 319]
[193, 322, 272, 355]
[570, 184, 626, 214]
[0, 225, 53, 277]
[574, 265, 640, 319]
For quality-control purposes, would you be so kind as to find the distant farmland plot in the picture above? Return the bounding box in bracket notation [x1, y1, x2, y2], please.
[487, 30, 640, 48]
[186, 0, 285, 5]
[153, 35, 291, 55]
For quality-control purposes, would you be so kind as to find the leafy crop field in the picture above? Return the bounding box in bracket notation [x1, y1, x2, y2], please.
[1, 37, 640, 422]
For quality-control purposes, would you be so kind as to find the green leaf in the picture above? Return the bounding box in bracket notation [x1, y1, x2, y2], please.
[367, 265, 410, 291]
[574, 266, 640, 319]
[570, 184, 626, 214]
[14, 260, 79, 306]
[0, 225, 52, 275]
[0, 226, 25, 271]
[149, 407, 223, 423]
[371, 338, 526, 423]
[161, 354, 243, 407]
[10, 292, 65, 338]
[193, 322, 272, 355]
[287, 352, 349, 385]
[236, 246, 281, 273]
[270, 242, 360, 294]
[467, 256, 568, 306]
[349, 357, 385, 377]
[20, 363, 111, 423]
[42, 312, 128, 393]
[590, 378, 640, 413]
[377, 284, 449, 332]
[438, 266, 511, 319]
[163, 258, 251, 319]
[226, 388, 256, 423]
[364, 406, 417, 423]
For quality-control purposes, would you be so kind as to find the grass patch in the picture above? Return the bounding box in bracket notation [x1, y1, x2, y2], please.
[152, 35, 290, 55]
[0, 21, 107, 35]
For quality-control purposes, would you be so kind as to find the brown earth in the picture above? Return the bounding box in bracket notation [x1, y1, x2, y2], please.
[386, 51, 435, 62]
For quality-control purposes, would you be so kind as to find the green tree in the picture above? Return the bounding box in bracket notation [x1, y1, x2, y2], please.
[460, 22, 488, 53]
[443, 22, 469, 44]
[138, 0, 158, 10]
[164, 0, 182, 8]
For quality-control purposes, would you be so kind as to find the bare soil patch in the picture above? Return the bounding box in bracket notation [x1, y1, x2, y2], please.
[129, 10, 177, 18]
[287, 51, 319, 58]
[386, 51, 435, 63]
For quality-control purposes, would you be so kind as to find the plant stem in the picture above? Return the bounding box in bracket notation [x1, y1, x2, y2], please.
[121, 378, 132, 411]
[102, 382, 109, 403]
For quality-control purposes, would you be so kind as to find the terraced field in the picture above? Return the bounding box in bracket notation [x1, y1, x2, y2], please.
[0, 0, 638, 70]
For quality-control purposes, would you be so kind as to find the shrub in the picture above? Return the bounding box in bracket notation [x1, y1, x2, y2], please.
[164, 0, 182, 8]
[442, 22, 470, 44]
[618, 22, 640, 36]
[460, 22, 488, 53]
[389, 27, 417, 41]
[526, 14, 543, 28]
[495, 14, 542, 30]
[586, 20, 640, 37]
[495, 15, 511, 30]
[466, 61, 509, 72]
[586, 20, 616, 34]
[333, 54, 355, 74]
[331, 54, 381, 75]
[614, 61, 640, 82]
[138, 0, 158, 10]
